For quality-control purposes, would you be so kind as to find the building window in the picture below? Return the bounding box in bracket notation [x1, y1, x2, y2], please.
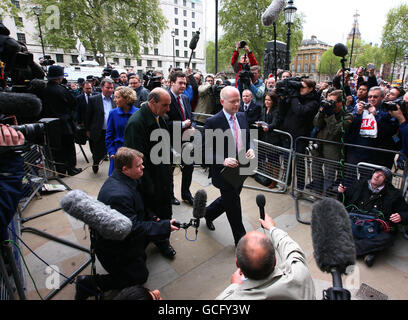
[15, 16, 23, 26]
[113, 57, 119, 65]
[192, 21, 195, 28]
[175, 18, 178, 25]
[192, 12, 195, 19]
[184, 30, 188, 37]
[125, 58, 131, 66]
[297, 64, 301, 73]
[184, 51, 188, 58]
[147, 60, 152, 67]
[174, 28, 179, 35]
[144, 47, 149, 54]
[192, 2, 195, 8]
[192, 52, 196, 58]
[137, 60, 142, 66]
[174, 0, 177, 3]
[184, 20, 187, 27]
[12, 0, 20, 9]
[184, 40, 188, 47]
[71, 55, 79, 64]
[56, 54, 64, 63]
[311, 54, 316, 61]
[192, 63, 196, 69]
[183, 10, 187, 16]
[16, 32, 26, 43]
[184, 62, 189, 68]
[175, 8, 178, 14]
[183, 0, 186, 6]
[176, 61, 180, 67]
[304, 64, 308, 73]
[176, 50, 179, 57]
[175, 39, 179, 46]
[311, 64, 315, 72]
[291, 64, 295, 72]
[154, 48, 159, 55]
[157, 61, 162, 68]
[304, 55, 309, 61]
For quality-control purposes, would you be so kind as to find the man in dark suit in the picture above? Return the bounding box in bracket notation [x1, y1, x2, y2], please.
[75, 81, 93, 126]
[86, 78, 116, 173]
[166, 71, 196, 205]
[239, 89, 261, 126]
[124, 88, 177, 258]
[203, 86, 255, 246]
[39, 65, 82, 177]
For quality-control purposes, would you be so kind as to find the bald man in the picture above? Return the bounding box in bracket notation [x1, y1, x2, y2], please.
[216, 213, 315, 300]
[124, 88, 177, 259]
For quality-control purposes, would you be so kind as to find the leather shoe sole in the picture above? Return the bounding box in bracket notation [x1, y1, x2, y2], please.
[159, 244, 176, 258]
[172, 197, 180, 205]
[206, 218, 215, 231]
[182, 196, 194, 206]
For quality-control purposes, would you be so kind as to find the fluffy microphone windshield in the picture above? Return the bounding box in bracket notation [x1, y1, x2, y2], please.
[192, 189, 207, 219]
[311, 198, 356, 274]
[262, 0, 286, 26]
[60, 189, 132, 241]
[0, 92, 42, 118]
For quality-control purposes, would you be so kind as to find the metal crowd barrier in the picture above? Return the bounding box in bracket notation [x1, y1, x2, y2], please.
[244, 130, 293, 194]
[192, 112, 213, 132]
[292, 136, 408, 226]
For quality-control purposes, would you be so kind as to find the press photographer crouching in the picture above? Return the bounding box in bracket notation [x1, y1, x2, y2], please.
[277, 77, 320, 188]
[0, 125, 25, 241]
[74, 147, 179, 300]
[338, 167, 408, 267]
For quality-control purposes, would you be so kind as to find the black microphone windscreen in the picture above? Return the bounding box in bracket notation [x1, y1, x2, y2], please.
[192, 189, 207, 219]
[261, 0, 286, 26]
[311, 198, 356, 274]
[333, 43, 348, 58]
[256, 194, 266, 208]
[189, 31, 200, 50]
[0, 92, 42, 118]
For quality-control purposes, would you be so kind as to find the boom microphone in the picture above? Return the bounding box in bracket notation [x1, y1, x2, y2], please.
[256, 194, 266, 220]
[60, 189, 132, 241]
[261, 0, 286, 26]
[192, 189, 207, 220]
[333, 43, 348, 58]
[189, 31, 200, 51]
[0, 92, 42, 119]
[311, 198, 355, 274]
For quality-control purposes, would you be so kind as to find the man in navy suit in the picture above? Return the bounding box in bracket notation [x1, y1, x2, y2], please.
[75, 81, 93, 126]
[86, 78, 116, 173]
[239, 89, 261, 127]
[166, 71, 196, 205]
[203, 86, 255, 246]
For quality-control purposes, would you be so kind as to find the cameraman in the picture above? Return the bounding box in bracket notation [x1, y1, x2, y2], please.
[231, 41, 258, 88]
[248, 65, 265, 108]
[0, 125, 25, 241]
[308, 90, 353, 194]
[388, 93, 408, 159]
[278, 78, 320, 188]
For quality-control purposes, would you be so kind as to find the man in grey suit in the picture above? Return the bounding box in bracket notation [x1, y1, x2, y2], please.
[86, 78, 116, 173]
[216, 213, 316, 300]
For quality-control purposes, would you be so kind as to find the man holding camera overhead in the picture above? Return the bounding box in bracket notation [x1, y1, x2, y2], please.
[231, 41, 258, 89]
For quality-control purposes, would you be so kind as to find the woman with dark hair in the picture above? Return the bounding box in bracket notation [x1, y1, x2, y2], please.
[105, 86, 139, 175]
[257, 91, 281, 188]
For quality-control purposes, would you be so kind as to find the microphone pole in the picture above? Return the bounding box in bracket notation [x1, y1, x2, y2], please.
[273, 22, 277, 79]
[323, 268, 351, 300]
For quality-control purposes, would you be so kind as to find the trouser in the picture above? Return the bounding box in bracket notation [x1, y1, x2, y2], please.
[205, 180, 246, 246]
[52, 134, 77, 174]
[171, 164, 194, 199]
[354, 232, 394, 256]
[89, 130, 107, 165]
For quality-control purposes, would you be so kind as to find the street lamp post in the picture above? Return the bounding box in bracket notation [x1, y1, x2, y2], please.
[402, 55, 408, 89]
[32, 5, 46, 59]
[171, 30, 175, 68]
[284, 0, 297, 71]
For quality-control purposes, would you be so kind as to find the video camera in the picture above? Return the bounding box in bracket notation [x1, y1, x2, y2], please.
[39, 55, 55, 67]
[238, 40, 247, 49]
[383, 99, 406, 112]
[143, 70, 163, 91]
[275, 77, 304, 97]
[320, 99, 336, 116]
[237, 63, 253, 90]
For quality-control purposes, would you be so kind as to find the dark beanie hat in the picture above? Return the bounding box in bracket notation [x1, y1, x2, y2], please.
[111, 70, 120, 79]
[47, 65, 64, 80]
[374, 166, 392, 183]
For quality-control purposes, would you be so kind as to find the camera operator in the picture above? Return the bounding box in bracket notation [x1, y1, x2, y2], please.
[247, 65, 265, 109]
[0, 125, 25, 241]
[307, 90, 353, 194]
[384, 86, 405, 103]
[277, 78, 320, 189]
[387, 93, 408, 160]
[38, 65, 82, 177]
[194, 74, 216, 124]
[231, 41, 258, 88]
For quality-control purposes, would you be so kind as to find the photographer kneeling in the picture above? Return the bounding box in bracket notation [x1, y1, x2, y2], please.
[277, 78, 320, 189]
[307, 90, 353, 194]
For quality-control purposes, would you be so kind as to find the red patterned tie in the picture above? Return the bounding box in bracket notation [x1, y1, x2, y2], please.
[231, 114, 242, 151]
[177, 96, 186, 121]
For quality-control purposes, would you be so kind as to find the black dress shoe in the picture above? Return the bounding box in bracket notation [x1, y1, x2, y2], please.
[75, 275, 100, 300]
[67, 167, 83, 176]
[172, 197, 180, 205]
[182, 195, 194, 206]
[158, 244, 176, 258]
[364, 254, 375, 267]
[206, 218, 215, 231]
[92, 164, 99, 174]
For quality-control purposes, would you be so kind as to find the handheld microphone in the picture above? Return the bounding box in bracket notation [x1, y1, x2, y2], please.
[311, 198, 355, 300]
[261, 0, 286, 26]
[0, 92, 42, 119]
[189, 31, 200, 51]
[256, 194, 266, 220]
[60, 190, 132, 241]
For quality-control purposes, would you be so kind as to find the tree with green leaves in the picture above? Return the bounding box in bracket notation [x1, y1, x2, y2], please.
[18, 0, 168, 65]
[348, 39, 386, 70]
[381, 3, 408, 63]
[318, 47, 340, 78]
[217, 0, 303, 72]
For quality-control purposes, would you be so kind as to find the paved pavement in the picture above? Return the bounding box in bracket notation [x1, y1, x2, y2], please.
[19, 144, 408, 300]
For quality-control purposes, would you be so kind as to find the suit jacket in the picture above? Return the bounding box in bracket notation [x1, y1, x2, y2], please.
[86, 94, 116, 141]
[216, 227, 316, 300]
[203, 110, 251, 183]
[75, 92, 92, 125]
[166, 91, 196, 143]
[239, 100, 261, 126]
